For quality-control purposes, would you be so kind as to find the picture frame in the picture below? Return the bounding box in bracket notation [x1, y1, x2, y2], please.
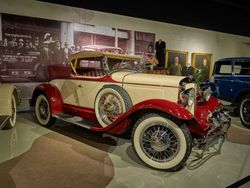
[166, 49, 188, 69]
[191, 53, 213, 82]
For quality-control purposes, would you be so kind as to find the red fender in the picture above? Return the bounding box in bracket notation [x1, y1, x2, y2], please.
[32, 84, 63, 114]
[91, 99, 194, 134]
[128, 99, 194, 120]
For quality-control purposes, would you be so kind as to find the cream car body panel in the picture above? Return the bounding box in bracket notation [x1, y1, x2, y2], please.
[50, 72, 189, 111]
[50, 79, 120, 108]
[0, 84, 16, 116]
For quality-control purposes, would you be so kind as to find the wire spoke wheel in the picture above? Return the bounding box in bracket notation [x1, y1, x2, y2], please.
[240, 98, 250, 128]
[98, 93, 123, 125]
[132, 113, 192, 171]
[141, 123, 179, 162]
[35, 95, 55, 127]
[95, 85, 132, 128]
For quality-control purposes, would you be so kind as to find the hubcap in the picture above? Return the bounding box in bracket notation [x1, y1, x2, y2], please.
[140, 123, 179, 162]
[98, 93, 122, 125]
[39, 99, 49, 120]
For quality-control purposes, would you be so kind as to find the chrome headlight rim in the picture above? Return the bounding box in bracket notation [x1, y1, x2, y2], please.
[180, 88, 195, 107]
[199, 85, 211, 102]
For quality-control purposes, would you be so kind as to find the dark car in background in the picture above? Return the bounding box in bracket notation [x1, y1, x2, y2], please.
[210, 57, 250, 128]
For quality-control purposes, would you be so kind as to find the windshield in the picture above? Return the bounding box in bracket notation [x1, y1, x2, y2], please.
[107, 58, 146, 73]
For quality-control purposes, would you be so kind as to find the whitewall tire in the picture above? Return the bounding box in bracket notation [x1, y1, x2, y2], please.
[240, 96, 250, 129]
[35, 94, 55, 127]
[132, 113, 192, 171]
[5, 94, 17, 129]
[94, 85, 132, 128]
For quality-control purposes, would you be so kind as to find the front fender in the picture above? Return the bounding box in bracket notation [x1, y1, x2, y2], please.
[128, 99, 194, 120]
[92, 99, 194, 134]
[31, 84, 63, 114]
[0, 84, 17, 116]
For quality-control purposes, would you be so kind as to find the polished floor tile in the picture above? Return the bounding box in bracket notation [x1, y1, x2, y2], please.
[0, 112, 249, 188]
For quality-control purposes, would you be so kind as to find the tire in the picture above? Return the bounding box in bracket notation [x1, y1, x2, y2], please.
[4, 94, 17, 129]
[94, 85, 132, 128]
[35, 94, 56, 127]
[132, 113, 192, 171]
[239, 95, 250, 129]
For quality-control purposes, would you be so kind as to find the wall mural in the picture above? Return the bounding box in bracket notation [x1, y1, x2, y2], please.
[0, 14, 61, 82]
[0, 14, 156, 84]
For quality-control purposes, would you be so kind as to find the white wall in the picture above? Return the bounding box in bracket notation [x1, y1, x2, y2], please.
[1, 0, 250, 64]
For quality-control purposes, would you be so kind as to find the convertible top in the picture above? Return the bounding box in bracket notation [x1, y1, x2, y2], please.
[69, 51, 142, 61]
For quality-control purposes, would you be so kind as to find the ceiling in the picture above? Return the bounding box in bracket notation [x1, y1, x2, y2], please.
[40, 0, 250, 37]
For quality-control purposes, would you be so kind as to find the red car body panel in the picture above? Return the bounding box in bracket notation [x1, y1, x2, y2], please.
[32, 83, 223, 137]
[194, 96, 223, 131]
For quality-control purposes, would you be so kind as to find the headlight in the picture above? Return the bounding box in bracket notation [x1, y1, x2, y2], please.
[199, 85, 211, 102]
[180, 88, 195, 107]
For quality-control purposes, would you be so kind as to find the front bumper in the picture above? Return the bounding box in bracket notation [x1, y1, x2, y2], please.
[194, 107, 231, 149]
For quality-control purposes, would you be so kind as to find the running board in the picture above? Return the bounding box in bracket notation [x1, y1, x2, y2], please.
[52, 113, 97, 129]
[0, 116, 10, 128]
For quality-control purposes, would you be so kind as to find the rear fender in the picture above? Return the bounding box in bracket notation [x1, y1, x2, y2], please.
[31, 84, 63, 114]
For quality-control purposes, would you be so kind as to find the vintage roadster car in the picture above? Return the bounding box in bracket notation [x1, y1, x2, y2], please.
[0, 83, 19, 129]
[31, 51, 231, 171]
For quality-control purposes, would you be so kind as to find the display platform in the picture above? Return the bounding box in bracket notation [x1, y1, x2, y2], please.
[0, 112, 249, 188]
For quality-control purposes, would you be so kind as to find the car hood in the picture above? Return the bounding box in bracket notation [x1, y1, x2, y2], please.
[111, 71, 185, 87]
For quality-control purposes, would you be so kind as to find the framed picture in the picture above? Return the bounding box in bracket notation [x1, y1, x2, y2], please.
[166, 49, 188, 68]
[191, 53, 213, 82]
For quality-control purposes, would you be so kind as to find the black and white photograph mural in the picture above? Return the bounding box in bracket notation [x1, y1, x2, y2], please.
[0, 13, 156, 83]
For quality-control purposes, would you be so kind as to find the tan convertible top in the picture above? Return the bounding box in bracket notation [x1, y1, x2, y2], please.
[69, 51, 142, 61]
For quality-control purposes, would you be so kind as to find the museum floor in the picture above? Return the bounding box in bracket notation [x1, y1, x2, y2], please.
[0, 112, 250, 188]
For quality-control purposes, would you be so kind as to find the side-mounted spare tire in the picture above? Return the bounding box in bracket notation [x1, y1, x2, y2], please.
[94, 85, 132, 128]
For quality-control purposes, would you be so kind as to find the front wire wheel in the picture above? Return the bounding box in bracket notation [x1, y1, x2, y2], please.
[132, 113, 192, 171]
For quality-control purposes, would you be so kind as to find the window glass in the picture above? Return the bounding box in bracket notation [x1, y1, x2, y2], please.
[214, 61, 231, 75]
[234, 62, 250, 75]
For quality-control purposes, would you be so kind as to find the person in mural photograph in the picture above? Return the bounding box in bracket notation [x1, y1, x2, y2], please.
[52, 40, 64, 65]
[169, 56, 182, 76]
[8, 37, 17, 49]
[182, 61, 194, 76]
[62, 42, 72, 66]
[33, 36, 41, 50]
[155, 39, 166, 67]
[200, 57, 210, 82]
[16, 38, 25, 54]
[40, 42, 52, 66]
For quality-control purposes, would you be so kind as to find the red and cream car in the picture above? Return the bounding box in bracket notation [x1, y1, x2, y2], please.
[31, 51, 230, 171]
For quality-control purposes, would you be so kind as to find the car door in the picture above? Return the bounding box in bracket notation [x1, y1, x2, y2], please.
[75, 58, 107, 109]
[232, 61, 250, 100]
[213, 61, 233, 101]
